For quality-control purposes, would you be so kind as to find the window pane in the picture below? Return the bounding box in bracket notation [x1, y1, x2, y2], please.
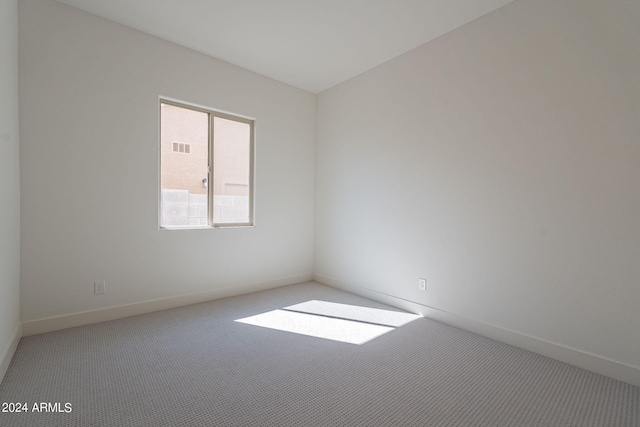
[160, 103, 209, 227]
[213, 117, 251, 224]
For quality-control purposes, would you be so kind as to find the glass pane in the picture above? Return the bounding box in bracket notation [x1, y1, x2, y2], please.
[213, 117, 251, 224]
[160, 103, 209, 227]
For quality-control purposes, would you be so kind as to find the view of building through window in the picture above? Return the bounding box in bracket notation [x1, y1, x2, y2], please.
[160, 101, 253, 228]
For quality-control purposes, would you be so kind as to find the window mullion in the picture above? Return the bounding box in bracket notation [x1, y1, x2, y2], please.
[208, 112, 214, 227]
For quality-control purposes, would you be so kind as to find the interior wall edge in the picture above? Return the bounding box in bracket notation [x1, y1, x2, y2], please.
[314, 273, 640, 388]
[0, 324, 22, 385]
[21, 273, 313, 336]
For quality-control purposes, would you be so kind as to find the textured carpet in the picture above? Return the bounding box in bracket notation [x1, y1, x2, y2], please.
[0, 282, 638, 426]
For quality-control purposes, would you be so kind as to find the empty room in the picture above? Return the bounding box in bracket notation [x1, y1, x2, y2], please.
[1, 0, 639, 425]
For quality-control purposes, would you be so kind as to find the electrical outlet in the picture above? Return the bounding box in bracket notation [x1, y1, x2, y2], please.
[418, 278, 426, 291]
[279, 259, 285, 268]
[94, 281, 106, 295]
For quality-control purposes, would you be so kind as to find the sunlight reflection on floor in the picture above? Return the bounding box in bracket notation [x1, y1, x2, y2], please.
[235, 300, 421, 345]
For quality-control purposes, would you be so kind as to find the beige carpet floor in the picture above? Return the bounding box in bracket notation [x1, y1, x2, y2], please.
[0, 281, 638, 426]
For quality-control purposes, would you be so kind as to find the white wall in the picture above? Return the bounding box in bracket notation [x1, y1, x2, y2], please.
[0, 0, 22, 382]
[19, 0, 315, 330]
[16, 0, 640, 387]
[316, 0, 640, 384]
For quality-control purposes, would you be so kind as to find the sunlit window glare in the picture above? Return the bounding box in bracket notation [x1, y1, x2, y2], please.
[235, 300, 421, 345]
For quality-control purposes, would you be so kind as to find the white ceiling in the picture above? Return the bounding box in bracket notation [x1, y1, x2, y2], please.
[55, 0, 514, 93]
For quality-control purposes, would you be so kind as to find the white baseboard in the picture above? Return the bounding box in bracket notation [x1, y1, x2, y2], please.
[0, 323, 22, 385]
[22, 274, 313, 336]
[315, 273, 640, 388]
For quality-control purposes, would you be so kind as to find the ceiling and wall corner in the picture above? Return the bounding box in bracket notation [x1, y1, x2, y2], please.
[53, 0, 514, 93]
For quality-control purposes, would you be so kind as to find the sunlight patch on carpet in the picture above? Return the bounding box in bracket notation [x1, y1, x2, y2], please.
[284, 300, 420, 327]
[235, 300, 420, 344]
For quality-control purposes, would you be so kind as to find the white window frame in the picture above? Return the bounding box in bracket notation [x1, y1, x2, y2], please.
[159, 98, 255, 229]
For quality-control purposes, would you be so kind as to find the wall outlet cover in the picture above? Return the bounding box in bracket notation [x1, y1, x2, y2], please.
[94, 281, 106, 295]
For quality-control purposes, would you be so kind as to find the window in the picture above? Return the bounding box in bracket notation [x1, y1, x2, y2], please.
[172, 142, 191, 154]
[160, 99, 254, 228]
